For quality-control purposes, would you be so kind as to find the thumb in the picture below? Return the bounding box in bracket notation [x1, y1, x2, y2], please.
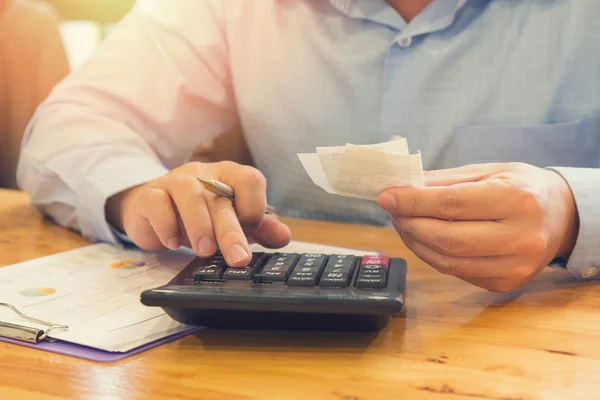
[251, 215, 292, 249]
[425, 163, 501, 186]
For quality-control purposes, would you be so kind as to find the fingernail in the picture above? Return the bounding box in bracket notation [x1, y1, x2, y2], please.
[197, 237, 217, 255]
[378, 193, 397, 211]
[167, 237, 180, 250]
[229, 244, 249, 264]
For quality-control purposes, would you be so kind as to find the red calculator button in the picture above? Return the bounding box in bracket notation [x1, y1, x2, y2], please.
[361, 256, 389, 268]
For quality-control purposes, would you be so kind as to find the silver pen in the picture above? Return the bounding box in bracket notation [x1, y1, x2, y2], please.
[198, 178, 277, 215]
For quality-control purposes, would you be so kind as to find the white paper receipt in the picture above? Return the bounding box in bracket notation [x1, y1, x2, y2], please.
[298, 137, 424, 201]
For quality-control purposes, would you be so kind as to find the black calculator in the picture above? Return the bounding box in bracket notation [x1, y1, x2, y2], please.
[141, 252, 407, 331]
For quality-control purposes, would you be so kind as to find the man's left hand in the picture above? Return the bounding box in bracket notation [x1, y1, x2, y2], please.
[377, 163, 579, 292]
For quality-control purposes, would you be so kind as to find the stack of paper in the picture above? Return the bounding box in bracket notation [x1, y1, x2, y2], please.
[297, 138, 424, 201]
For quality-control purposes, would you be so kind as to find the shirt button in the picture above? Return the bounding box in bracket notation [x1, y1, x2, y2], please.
[398, 37, 412, 48]
[581, 266, 599, 278]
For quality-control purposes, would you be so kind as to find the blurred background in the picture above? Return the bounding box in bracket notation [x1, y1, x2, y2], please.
[0, 0, 249, 189]
[51, 0, 146, 68]
[0, 0, 140, 188]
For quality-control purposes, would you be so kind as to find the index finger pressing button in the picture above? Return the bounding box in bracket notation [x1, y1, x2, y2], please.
[222, 253, 265, 280]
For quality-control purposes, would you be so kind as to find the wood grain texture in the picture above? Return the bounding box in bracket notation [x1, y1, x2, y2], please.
[1, 188, 599, 400]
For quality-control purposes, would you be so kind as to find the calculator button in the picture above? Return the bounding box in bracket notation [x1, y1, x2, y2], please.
[222, 268, 253, 279]
[287, 271, 319, 286]
[263, 265, 287, 272]
[359, 274, 386, 283]
[262, 264, 294, 274]
[328, 268, 348, 274]
[323, 257, 354, 272]
[358, 266, 387, 278]
[298, 261, 318, 268]
[329, 255, 356, 266]
[260, 270, 287, 281]
[360, 265, 387, 274]
[297, 254, 326, 267]
[274, 253, 298, 258]
[193, 259, 226, 281]
[324, 263, 353, 273]
[361, 255, 389, 267]
[263, 261, 294, 270]
[262, 254, 298, 270]
[303, 253, 324, 258]
[268, 254, 297, 264]
[319, 271, 352, 288]
[222, 254, 264, 280]
[355, 276, 387, 289]
[326, 257, 354, 266]
[296, 266, 321, 273]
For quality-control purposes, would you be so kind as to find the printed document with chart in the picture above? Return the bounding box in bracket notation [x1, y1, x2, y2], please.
[297, 137, 425, 200]
[0, 244, 197, 353]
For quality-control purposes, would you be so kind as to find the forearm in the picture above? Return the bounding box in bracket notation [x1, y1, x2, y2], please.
[18, 102, 169, 242]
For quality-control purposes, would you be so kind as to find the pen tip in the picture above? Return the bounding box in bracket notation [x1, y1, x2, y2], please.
[197, 177, 212, 188]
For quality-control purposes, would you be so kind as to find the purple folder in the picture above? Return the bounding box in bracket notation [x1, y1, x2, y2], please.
[0, 327, 203, 363]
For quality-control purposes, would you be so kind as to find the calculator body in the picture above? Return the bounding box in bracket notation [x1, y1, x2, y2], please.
[141, 252, 407, 332]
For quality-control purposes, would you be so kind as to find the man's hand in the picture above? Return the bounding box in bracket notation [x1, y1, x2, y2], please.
[106, 161, 292, 267]
[377, 163, 579, 292]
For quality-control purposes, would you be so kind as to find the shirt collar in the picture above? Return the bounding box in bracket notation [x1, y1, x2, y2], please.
[329, 0, 405, 30]
[399, 0, 469, 39]
[328, 0, 352, 15]
[328, 0, 469, 34]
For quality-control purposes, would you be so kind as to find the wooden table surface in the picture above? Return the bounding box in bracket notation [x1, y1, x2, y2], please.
[1, 188, 599, 400]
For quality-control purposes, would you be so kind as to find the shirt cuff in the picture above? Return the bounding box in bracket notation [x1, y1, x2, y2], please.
[546, 167, 600, 279]
[76, 155, 169, 245]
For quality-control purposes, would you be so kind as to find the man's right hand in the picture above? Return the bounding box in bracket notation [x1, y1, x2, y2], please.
[105, 161, 292, 267]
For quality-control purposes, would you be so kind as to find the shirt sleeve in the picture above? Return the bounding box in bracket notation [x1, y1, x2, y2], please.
[17, 0, 237, 244]
[547, 167, 600, 279]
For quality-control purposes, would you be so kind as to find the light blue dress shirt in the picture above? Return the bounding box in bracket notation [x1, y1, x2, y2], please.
[18, 0, 600, 278]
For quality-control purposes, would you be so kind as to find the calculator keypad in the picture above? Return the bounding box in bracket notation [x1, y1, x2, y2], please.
[192, 253, 390, 289]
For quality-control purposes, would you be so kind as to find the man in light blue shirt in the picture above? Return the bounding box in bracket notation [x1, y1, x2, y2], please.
[17, 0, 600, 292]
